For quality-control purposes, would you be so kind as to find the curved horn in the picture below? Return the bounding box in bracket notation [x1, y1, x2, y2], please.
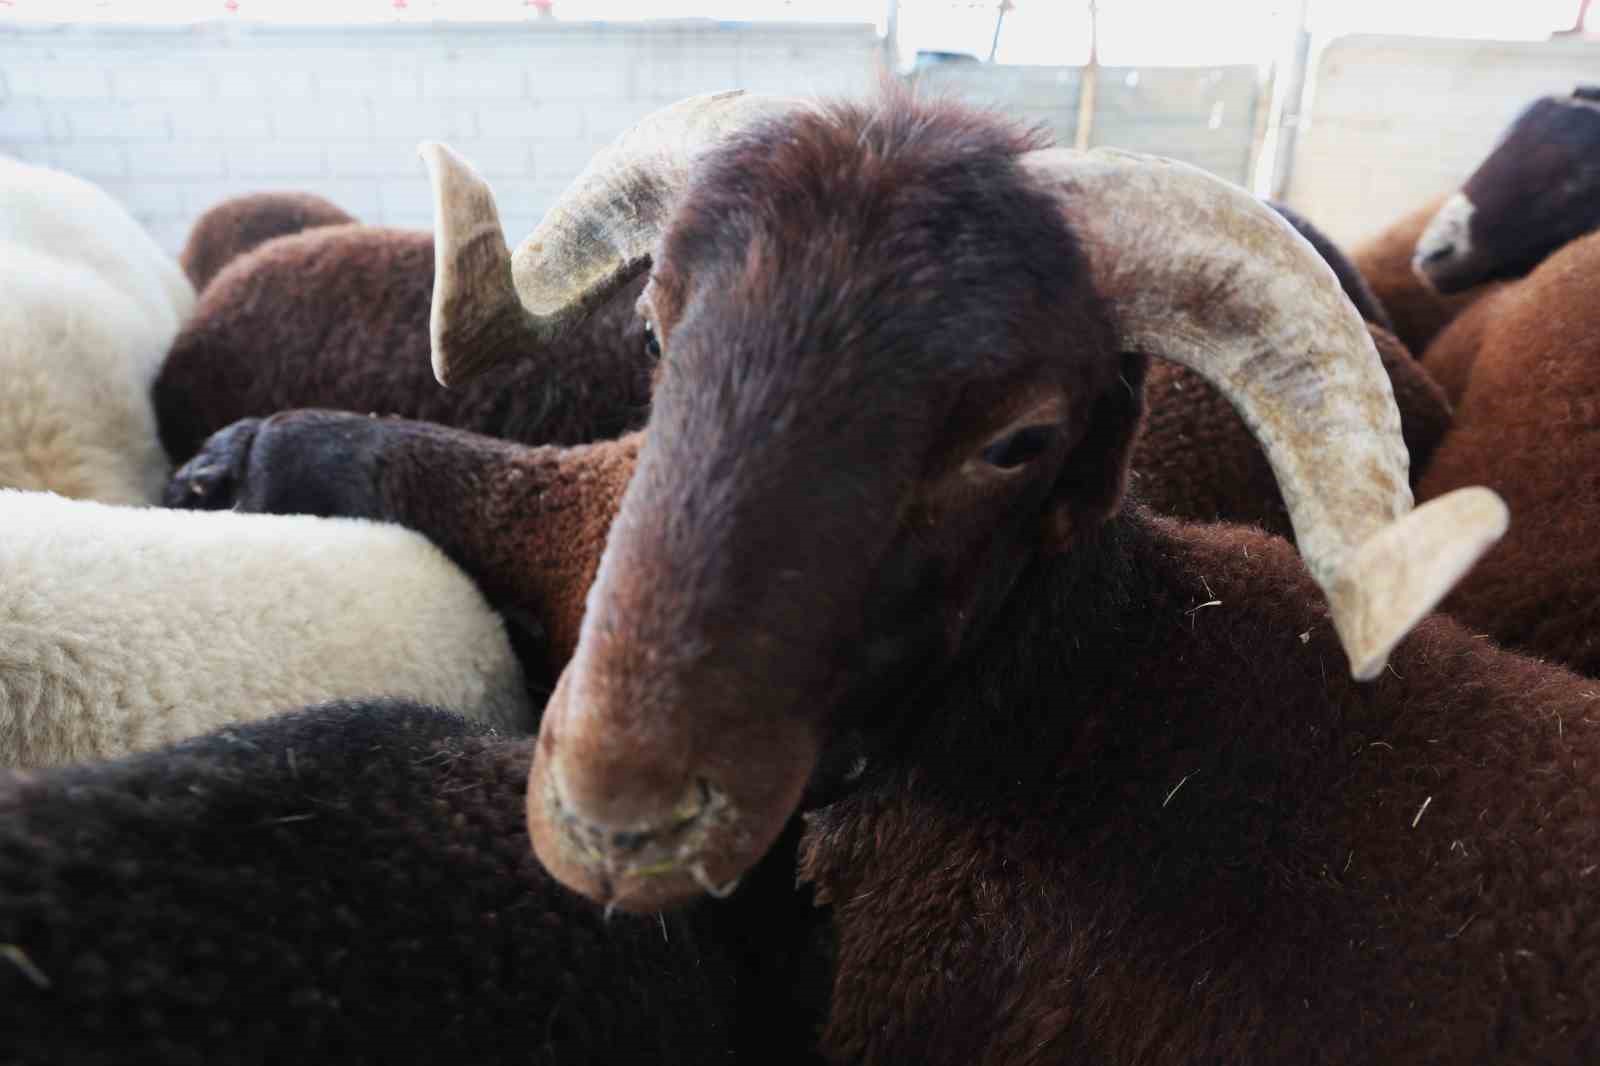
[421, 91, 799, 387]
[419, 142, 556, 387]
[1019, 148, 1508, 679]
[486, 94, 1506, 680]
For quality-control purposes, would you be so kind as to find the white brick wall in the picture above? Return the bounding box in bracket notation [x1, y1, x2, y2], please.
[1286, 34, 1600, 247]
[0, 20, 880, 255]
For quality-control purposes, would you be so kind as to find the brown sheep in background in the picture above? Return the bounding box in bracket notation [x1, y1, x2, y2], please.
[151, 222, 654, 466]
[1400, 86, 1600, 675]
[169, 411, 637, 672]
[178, 190, 356, 293]
[1360, 88, 1600, 402]
[1137, 323, 1450, 533]
[1418, 230, 1600, 675]
[1136, 201, 1449, 536]
[1417, 283, 1510, 406]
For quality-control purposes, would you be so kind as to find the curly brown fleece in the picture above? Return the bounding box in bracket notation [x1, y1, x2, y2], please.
[800, 509, 1600, 1065]
[1133, 324, 1451, 535]
[1418, 229, 1600, 675]
[1421, 283, 1512, 407]
[152, 224, 654, 466]
[178, 190, 356, 292]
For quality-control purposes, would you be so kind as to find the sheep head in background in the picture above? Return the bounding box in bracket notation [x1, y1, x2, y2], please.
[424, 89, 1508, 912]
[1414, 85, 1600, 293]
[178, 190, 356, 293]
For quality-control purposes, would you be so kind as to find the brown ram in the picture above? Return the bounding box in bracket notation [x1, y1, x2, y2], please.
[395, 89, 1543, 1064]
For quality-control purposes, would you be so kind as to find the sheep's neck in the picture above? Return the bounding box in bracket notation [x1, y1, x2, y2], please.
[798, 506, 1600, 1065]
[362, 422, 640, 673]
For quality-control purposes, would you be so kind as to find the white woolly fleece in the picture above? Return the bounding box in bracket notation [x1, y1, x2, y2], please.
[0, 491, 536, 767]
[0, 156, 196, 504]
[0, 256, 173, 504]
[0, 155, 195, 335]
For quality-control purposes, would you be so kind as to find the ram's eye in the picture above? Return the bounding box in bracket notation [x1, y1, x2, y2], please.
[643, 322, 662, 360]
[981, 425, 1056, 470]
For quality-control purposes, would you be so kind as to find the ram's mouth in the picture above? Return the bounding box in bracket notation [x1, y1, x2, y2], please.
[533, 768, 745, 908]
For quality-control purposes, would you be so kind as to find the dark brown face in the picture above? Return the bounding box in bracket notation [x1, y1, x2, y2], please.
[525, 98, 1136, 909]
[1415, 88, 1600, 293]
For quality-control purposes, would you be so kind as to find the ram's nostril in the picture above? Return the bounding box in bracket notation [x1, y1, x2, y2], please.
[561, 775, 717, 858]
[609, 828, 656, 852]
[1418, 243, 1455, 265]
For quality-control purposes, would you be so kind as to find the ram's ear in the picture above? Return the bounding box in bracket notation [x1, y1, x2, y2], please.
[1043, 352, 1148, 550]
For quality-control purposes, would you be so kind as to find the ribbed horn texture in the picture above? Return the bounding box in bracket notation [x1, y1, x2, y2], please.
[419, 141, 550, 387]
[1020, 147, 1507, 678]
[421, 91, 800, 387]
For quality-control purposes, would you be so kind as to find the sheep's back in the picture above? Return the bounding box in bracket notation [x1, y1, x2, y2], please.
[1421, 284, 1513, 407]
[0, 252, 171, 504]
[180, 190, 357, 292]
[1131, 324, 1449, 536]
[0, 491, 533, 766]
[801, 513, 1600, 1064]
[1418, 229, 1600, 675]
[152, 225, 653, 465]
[0, 702, 740, 1062]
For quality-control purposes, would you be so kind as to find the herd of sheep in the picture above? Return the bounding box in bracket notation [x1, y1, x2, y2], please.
[2, 80, 1599, 1063]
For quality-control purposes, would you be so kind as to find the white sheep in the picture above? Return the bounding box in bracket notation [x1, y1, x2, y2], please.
[0, 155, 195, 504]
[0, 490, 535, 767]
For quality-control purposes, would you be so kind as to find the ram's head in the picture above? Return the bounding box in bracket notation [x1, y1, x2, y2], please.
[423, 90, 1506, 910]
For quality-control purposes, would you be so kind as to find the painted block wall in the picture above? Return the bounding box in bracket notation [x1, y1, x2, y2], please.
[1286, 34, 1600, 246]
[0, 19, 881, 252]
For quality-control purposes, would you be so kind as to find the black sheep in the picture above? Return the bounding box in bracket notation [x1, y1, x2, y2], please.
[0, 700, 828, 1065]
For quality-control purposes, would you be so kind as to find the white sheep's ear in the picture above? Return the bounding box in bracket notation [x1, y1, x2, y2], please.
[1019, 146, 1509, 680]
